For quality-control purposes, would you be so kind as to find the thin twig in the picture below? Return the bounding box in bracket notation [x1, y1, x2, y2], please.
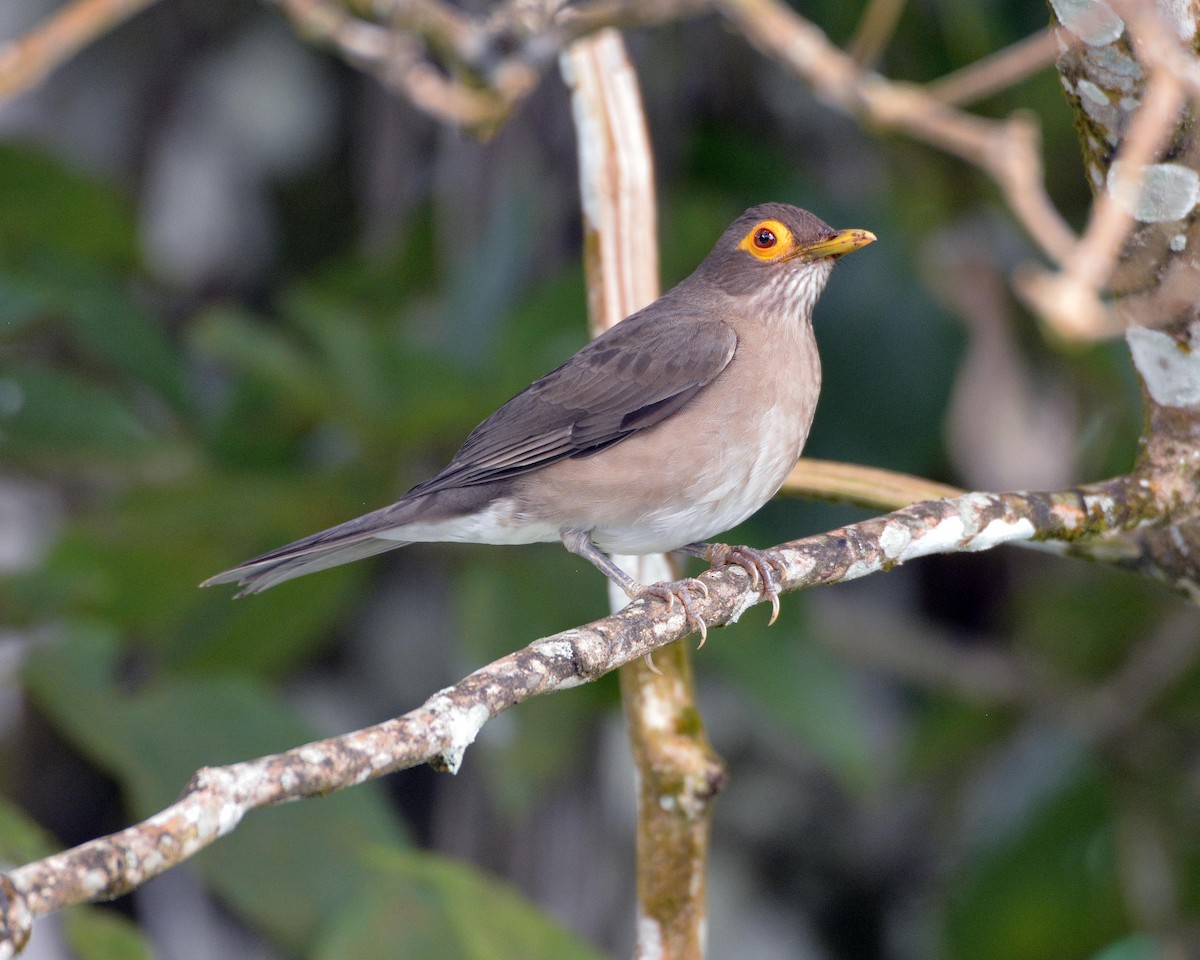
[714, 0, 1078, 265]
[927, 27, 1060, 107]
[846, 0, 907, 69]
[1070, 73, 1185, 291]
[0, 0, 160, 100]
[781, 459, 963, 511]
[1108, 0, 1200, 100]
[275, 0, 519, 135]
[1016, 4, 1190, 339]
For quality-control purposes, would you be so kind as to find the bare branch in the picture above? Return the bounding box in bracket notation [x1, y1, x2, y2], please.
[275, 0, 710, 137]
[562, 31, 659, 336]
[846, 0, 907, 69]
[714, 0, 1078, 266]
[1020, 0, 1200, 340]
[781, 459, 963, 512]
[926, 28, 1061, 107]
[275, 0, 519, 135]
[0, 0, 160, 101]
[1017, 69, 1187, 338]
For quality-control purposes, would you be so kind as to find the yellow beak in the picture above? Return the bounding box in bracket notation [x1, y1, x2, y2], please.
[794, 228, 877, 261]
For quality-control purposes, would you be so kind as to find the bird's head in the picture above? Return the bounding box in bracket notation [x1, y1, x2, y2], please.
[697, 203, 876, 305]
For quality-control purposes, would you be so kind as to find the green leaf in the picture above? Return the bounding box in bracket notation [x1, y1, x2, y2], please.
[22, 624, 411, 955]
[64, 908, 156, 960]
[1, 260, 185, 413]
[0, 365, 157, 464]
[944, 773, 1127, 960]
[1087, 935, 1168, 960]
[0, 796, 58, 865]
[315, 850, 612, 960]
[191, 306, 331, 421]
[177, 552, 363, 676]
[0, 275, 53, 332]
[22, 472, 375, 674]
[1014, 566, 1165, 679]
[0, 145, 137, 269]
[278, 286, 485, 451]
[905, 695, 1013, 780]
[39, 260, 185, 410]
[699, 604, 880, 794]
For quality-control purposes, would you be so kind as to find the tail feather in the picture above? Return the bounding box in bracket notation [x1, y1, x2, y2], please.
[202, 536, 410, 596]
[203, 484, 509, 595]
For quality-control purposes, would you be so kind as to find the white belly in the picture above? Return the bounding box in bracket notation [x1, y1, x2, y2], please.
[588, 402, 807, 554]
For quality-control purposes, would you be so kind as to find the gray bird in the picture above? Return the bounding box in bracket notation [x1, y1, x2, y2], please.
[203, 204, 875, 634]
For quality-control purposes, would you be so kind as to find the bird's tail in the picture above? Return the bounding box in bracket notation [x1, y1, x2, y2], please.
[202, 484, 507, 596]
[201, 535, 410, 596]
[200, 496, 432, 596]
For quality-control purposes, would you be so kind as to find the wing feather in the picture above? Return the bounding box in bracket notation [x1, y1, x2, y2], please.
[410, 307, 736, 495]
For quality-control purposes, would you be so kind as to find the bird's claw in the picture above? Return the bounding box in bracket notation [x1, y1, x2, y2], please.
[708, 544, 784, 625]
[636, 578, 710, 646]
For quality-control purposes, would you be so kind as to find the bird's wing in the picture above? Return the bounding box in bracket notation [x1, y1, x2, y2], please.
[409, 309, 738, 495]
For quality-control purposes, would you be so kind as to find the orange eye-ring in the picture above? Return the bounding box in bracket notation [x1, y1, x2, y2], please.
[739, 219, 794, 261]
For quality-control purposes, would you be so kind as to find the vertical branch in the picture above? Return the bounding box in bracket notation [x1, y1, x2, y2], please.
[561, 30, 725, 960]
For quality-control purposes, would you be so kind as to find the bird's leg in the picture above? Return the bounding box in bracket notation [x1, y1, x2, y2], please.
[676, 541, 784, 625]
[561, 530, 710, 644]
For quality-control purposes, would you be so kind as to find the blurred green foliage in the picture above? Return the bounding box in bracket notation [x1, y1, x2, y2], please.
[0, 140, 609, 958]
[313, 849, 611, 960]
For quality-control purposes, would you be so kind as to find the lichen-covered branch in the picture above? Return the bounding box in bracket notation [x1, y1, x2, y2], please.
[4, 1, 1200, 955]
[1013, 0, 1200, 342]
[0, 463, 1184, 955]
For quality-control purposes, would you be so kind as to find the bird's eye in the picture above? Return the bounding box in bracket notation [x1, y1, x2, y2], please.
[739, 219, 793, 260]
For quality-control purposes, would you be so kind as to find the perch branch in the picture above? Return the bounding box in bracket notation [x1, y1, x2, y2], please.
[2, 463, 1187, 955]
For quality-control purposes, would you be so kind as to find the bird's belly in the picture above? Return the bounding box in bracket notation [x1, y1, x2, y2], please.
[379, 498, 562, 546]
[591, 421, 801, 554]
[517, 398, 810, 555]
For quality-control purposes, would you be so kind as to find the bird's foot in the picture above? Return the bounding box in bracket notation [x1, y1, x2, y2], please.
[706, 544, 784, 625]
[634, 578, 710, 646]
